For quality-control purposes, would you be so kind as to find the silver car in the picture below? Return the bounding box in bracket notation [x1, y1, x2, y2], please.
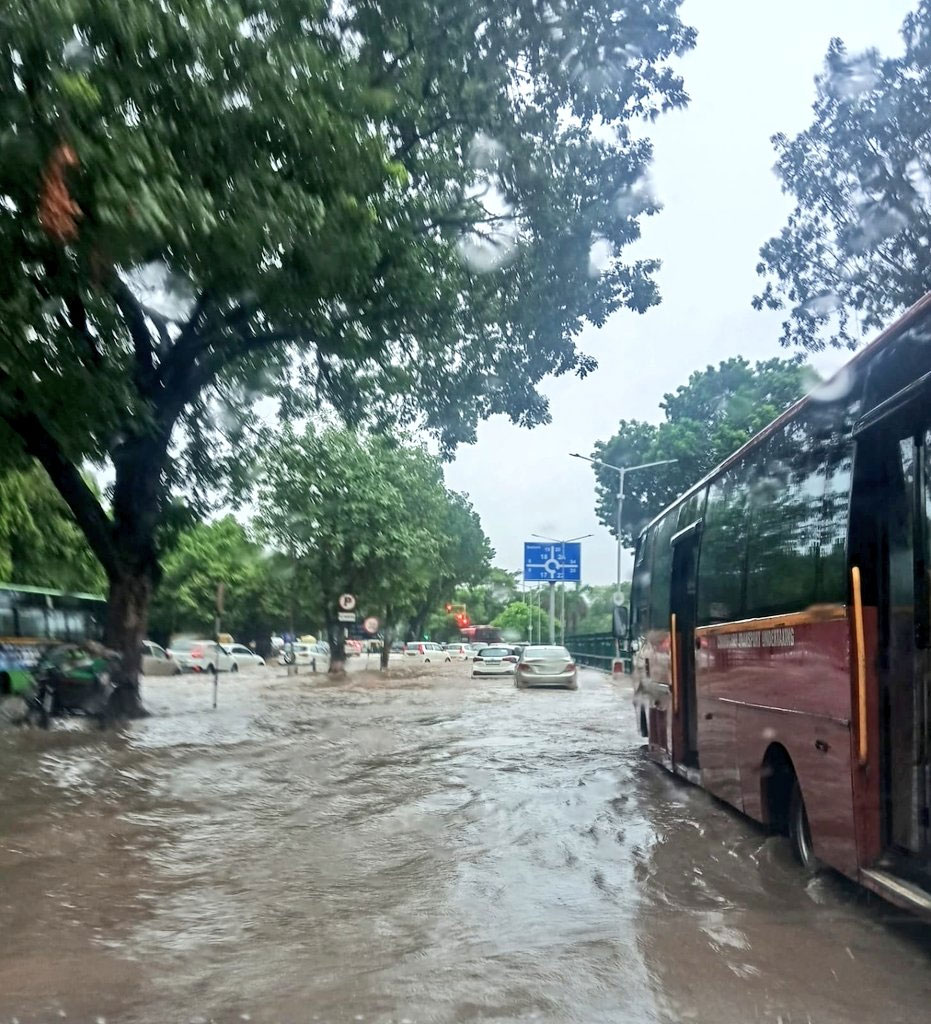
[515, 645, 578, 690]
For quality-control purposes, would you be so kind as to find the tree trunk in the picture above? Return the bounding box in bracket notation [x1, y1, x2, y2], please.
[105, 569, 153, 717]
[380, 608, 393, 672]
[326, 616, 347, 676]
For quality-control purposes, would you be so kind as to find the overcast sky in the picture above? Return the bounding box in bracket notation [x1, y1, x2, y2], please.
[445, 0, 915, 586]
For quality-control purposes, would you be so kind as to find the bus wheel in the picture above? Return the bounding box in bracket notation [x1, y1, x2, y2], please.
[789, 780, 818, 873]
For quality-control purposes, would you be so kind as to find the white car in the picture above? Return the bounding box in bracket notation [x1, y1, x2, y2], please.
[403, 641, 450, 663]
[141, 640, 182, 676]
[167, 639, 265, 673]
[278, 642, 331, 672]
[515, 645, 578, 690]
[471, 645, 517, 677]
[445, 642, 471, 661]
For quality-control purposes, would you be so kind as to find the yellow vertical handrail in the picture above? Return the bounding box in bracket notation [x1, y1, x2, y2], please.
[670, 612, 679, 714]
[851, 566, 868, 767]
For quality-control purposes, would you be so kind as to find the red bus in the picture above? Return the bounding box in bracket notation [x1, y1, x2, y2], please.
[631, 294, 931, 917]
[460, 624, 502, 645]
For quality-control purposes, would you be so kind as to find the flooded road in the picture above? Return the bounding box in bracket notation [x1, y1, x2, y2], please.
[1, 664, 929, 1023]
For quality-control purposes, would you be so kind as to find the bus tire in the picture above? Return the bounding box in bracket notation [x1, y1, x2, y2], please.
[789, 779, 818, 874]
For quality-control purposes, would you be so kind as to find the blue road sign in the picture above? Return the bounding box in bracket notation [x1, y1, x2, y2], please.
[523, 542, 582, 582]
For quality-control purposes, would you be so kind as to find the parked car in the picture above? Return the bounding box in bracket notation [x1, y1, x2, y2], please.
[445, 642, 471, 661]
[277, 642, 330, 672]
[403, 641, 450, 663]
[515, 645, 578, 690]
[345, 639, 363, 657]
[471, 645, 518, 677]
[167, 639, 265, 673]
[221, 643, 266, 672]
[141, 640, 182, 676]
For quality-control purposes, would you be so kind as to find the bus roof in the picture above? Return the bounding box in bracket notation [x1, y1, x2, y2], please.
[0, 582, 106, 602]
[637, 289, 931, 541]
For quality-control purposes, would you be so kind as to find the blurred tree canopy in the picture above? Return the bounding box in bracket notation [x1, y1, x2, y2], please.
[0, 464, 104, 592]
[754, 3, 931, 350]
[258, 428, 491, 667]
[147, 516, 300, 647]
[0, 0, 695, 698]
[590, 357, 808, 547]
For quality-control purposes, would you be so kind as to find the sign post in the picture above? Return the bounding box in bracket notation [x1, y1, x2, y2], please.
[213, 582, 224, 709]
[523, 542, 581, 645]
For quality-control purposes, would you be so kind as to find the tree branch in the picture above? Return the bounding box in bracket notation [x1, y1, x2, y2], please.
[106, 274, 157, 395]
[0, 379, 118, 577]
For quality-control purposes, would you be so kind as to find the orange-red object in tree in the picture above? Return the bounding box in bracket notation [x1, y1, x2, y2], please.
[38, 143, 82, 242]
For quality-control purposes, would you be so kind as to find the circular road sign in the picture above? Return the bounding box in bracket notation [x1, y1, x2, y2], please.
[338, 593, 356, 612]
[363, 616, 380, 635]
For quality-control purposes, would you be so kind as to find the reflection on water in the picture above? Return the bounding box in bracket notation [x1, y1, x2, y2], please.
[1, 667, 929, 1023]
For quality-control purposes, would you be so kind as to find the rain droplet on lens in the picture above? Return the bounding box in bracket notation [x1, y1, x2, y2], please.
[588, 236, 613, 277]
[467, 132, 506, 172]
[455, 230, 518, 273]
[826, 52, 880, 100]
[799, 291, 840, 317]
[809, 364, 854, 403]
[613, 173, 656, 219]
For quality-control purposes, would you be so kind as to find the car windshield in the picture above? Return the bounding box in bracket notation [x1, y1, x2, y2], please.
[523, 646, 570, 659]
[478, 647, 509, 657]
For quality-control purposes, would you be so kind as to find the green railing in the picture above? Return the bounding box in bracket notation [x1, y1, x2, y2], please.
[564, 632, 630, 673]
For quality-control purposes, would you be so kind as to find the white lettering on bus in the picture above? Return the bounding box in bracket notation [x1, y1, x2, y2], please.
[716, 627, 795, 650]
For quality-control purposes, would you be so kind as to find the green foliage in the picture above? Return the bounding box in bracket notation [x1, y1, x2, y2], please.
[148, 516, 292, 643]
[753, 5, 931, 350]
[0, 464, 104, 592]
[590, 357, 808, 545]
[0, 0, 694, 583]
[258, 428, 486, 648]
[492, 600, 551, 641]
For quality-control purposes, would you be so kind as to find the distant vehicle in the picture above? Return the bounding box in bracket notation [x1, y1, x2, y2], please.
[445, 642, 471, 660]
[0, 583, 106, 695]
[403, 641, 450, 664]
[277, 642, 330, 672]
[461, 624, 502, 645]
[390, 641, 404, 654]
[471, 645, 517, 677]
[141, 640, 182, 676]
[515, 645, 578, 690]
[167, 639, 265, 673]
[344, 639, 363, 657]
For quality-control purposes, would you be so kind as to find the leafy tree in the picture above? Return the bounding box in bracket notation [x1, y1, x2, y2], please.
[0, 0, 694, 707]
[406, 492, 493, 640]
[0, 463, 104, 592]
[590, 357, 807, 546]
[492, 599, 552, 642]
[148, 516, 298, 647]
[754, 4, 931, 350]
[258, 429, 450, 670]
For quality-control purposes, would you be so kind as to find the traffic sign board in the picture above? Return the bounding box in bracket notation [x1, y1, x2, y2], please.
[337, 611, 356, 623]
[523, 541, 582, 582]
[363, 616, 379, 634]
[338, 593, 356, 611]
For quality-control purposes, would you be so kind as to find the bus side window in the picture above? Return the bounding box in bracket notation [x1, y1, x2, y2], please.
[697, 463, 751, 624]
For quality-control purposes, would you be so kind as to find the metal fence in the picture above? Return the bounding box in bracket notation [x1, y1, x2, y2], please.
[564, 632, 630, 673]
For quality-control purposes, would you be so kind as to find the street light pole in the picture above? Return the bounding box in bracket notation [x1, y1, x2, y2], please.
[569, 454, 678, 601]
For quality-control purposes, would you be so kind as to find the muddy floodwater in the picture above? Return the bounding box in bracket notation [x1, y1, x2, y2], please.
[1, 663, 929, 1023]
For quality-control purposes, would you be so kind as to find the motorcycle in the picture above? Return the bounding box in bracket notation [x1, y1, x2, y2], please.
[25, 642, 120, 728]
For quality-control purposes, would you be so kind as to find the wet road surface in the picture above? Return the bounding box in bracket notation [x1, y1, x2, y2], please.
[1, 663, 929, 1023]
